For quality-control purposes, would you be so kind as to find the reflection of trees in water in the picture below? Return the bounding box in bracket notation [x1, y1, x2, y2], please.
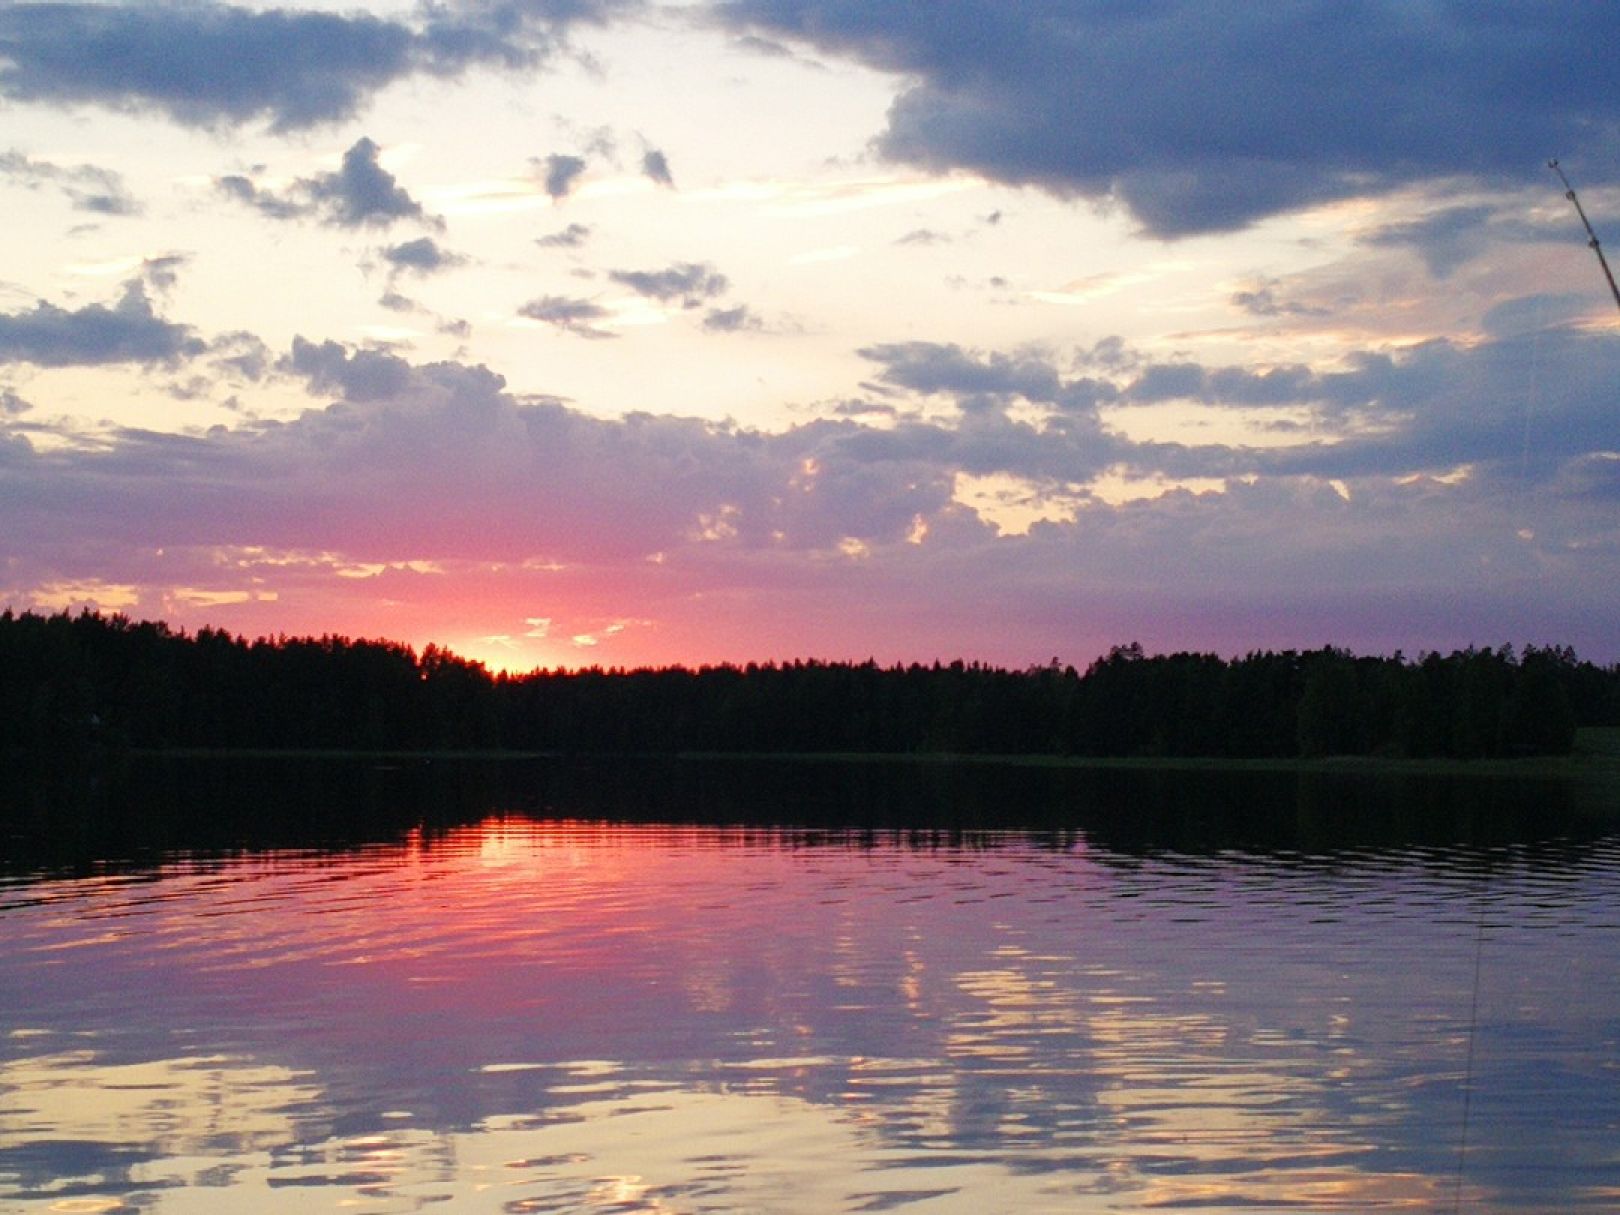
[3, 785, 1615, 1211]
[529, 757, 1609, 865]
[2, 754, 1609, 881]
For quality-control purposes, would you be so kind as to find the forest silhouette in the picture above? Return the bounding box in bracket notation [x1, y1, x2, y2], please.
[3, 610, 1616, 760]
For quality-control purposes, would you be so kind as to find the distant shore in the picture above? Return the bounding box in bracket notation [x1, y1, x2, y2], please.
[124, 726, 1620, 783]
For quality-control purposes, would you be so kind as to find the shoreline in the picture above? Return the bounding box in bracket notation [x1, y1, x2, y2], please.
[109, 726, 1620, 783]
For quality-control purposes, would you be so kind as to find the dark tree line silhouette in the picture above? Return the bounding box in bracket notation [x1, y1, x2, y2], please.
[3, 610, 1616, 760]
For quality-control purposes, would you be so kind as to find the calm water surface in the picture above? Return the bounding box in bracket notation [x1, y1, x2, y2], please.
[1, 761, 1617, 1213]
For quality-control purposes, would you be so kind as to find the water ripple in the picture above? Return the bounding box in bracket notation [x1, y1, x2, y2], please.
[1, 813, 1617, 1211]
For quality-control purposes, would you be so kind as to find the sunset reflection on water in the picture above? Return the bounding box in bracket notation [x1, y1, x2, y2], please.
[3, 811, 1617, 1212]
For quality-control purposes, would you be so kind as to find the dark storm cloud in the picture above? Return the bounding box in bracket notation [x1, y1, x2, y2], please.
[220, 137, 434, 228]
[0, 0, 640, 131]
[718, 2, 1620, 235]
[609, 262, 729, 306]
[641, 148, 674, 188]
[382, 237, 466, 275]
[0, 149, 139, 215]
[0, 281, 203, 367]
[519, 294, 616, 339]
[539, 154, 588, 200]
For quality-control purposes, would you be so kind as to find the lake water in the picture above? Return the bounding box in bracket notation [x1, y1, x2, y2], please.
[2, 758, 1617, 1213]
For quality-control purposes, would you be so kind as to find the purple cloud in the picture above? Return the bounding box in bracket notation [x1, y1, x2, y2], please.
[718, 3, 1620, 235]
[220, 136, 434, 228]
[0, 1, 641, 131]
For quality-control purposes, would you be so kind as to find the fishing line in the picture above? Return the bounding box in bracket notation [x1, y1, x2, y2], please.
[1450, 855, 1490, 1215]
[1453, 158, 1620, 1215]
[1522, 298, 1543, 490]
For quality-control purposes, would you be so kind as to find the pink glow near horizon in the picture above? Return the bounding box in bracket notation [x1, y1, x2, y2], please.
[4, 7, 1618, 669]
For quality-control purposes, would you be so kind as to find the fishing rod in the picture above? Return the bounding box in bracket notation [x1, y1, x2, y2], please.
[1548, 159, 1620, 315]
[1444, 160, 1617, 1215]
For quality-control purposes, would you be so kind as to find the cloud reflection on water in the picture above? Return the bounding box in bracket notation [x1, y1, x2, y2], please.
[0, 1050, 1477, 1213]
[2, 810, 1617, 1211]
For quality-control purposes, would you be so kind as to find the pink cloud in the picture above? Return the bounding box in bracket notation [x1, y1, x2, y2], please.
[4, 338, 1618, 670]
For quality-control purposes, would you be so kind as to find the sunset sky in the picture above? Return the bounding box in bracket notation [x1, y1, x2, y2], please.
[4, 1, 1619, 671]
